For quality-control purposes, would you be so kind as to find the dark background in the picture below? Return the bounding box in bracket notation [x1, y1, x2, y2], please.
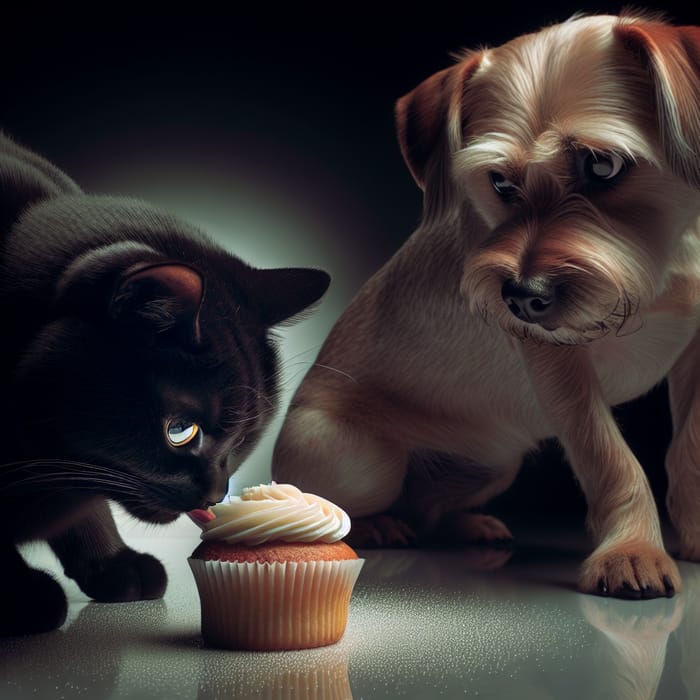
[3, 2, 698, 528]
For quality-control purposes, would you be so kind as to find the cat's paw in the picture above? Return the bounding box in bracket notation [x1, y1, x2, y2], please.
[75, 549, 167, 602]
[579, 540, 681, 599]
[0, 568, 67, 635]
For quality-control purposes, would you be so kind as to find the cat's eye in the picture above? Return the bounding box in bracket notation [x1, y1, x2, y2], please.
[165, 419, 200, 447]
[489, 171, 518, 199]
[579, 151, 628, 185]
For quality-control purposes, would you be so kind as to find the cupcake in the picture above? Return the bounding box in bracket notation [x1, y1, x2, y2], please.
[188, 483, 364, 651]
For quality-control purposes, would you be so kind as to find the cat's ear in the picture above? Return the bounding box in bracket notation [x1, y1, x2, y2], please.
[0, 132, 82, 231]
[110, 262, 205, 344]
[54, 245, 205, 345]
[248, 267, 330, 327]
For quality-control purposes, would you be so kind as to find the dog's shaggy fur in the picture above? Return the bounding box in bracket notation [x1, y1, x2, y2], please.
[273, 12, 700, 598]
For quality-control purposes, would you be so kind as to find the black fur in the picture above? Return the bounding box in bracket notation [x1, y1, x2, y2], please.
[0, 133, 329, 634]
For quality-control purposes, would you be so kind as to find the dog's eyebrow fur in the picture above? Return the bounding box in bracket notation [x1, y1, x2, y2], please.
[453, 127, 660, 177]
[558, 121, 660, 165]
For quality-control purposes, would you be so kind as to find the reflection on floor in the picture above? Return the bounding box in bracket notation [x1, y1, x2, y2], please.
[1, 521, 698, 699]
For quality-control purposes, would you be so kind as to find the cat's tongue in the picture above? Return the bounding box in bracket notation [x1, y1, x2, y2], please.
[187, 509, 215, 526]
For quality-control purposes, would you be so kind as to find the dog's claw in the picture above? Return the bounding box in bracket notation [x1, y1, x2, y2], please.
[663, 575, 675, 597]
[641, 584, 660, 599]
[620, 581, 642, 600]
[598, 577, 609, 595]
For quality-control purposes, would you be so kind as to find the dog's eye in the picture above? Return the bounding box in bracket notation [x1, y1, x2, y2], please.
[489, 171, 518, 199]
[165, 419, 200, 447]
[580, 152, 628, 184]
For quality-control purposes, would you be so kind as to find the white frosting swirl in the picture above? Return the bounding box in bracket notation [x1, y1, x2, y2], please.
[199, 483, 351, 545]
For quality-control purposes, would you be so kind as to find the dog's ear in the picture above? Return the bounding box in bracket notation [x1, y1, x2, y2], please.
[395, 53, 482, 190]
[616, 19, 700, 186]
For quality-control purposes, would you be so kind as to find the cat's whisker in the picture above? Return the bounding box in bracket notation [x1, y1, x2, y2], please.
[218, 384, 279, 432]
[217, 408, 278, 433]
[311, 362, 359, 384]
[278, 365, 316, 388]
[280, 345, 321, 361]
[219, 415, 261, 427]
[278, 349, 322, 371]
[3, 474, 142, 494]
[239, 384, 277, 410]
[0, 459, 147, 495]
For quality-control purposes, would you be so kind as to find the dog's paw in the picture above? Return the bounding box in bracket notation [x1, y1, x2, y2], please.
[346, 515, 417, 548]
[453, 513, 514, 546]
[73, 549, 167, 602]
[579, 541, 681, 599]
[436, 512, 514, 548]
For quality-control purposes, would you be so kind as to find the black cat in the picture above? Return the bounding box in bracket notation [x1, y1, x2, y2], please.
[0, 133, 330, 635]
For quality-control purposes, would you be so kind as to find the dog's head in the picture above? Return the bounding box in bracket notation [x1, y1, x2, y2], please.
[397, 13, 700, 344]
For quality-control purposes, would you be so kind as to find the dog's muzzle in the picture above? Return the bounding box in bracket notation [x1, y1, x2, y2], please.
[502, 276, 558, 328]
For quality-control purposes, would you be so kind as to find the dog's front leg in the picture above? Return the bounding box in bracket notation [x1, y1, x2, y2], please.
[523, 343, 680, 598]
[666, 329, 700, 562]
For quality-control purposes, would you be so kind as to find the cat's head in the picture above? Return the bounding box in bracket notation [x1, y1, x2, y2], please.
[10, 197, 330, 523]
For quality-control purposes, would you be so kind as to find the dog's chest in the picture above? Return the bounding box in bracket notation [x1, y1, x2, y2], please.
[591, 311, 699, 405]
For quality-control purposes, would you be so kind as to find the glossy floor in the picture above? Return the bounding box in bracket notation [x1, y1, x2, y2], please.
[2, 522, 697, 699]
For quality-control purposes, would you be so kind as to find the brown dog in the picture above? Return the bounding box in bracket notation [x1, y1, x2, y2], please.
[272, 12, 700, 599]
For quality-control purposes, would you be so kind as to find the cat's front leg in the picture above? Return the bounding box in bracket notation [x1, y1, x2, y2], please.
[49, 498, 167, 602]
[0, 542, 68, 635]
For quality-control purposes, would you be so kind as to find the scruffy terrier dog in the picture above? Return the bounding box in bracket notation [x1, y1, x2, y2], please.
[273, 12, 700, 599]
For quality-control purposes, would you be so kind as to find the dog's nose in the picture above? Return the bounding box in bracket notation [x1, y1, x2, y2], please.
[501, 277, 557, 325]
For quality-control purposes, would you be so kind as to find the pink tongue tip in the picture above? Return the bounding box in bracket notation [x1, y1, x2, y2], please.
[187, 508, 216, 525]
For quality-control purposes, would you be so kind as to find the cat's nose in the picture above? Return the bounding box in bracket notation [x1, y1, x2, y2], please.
[204, 462, 230, 504]
[201, 493, 225, 509]
[205, 482, 228, 505]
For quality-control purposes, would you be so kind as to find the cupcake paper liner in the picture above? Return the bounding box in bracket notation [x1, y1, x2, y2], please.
[188, 557, 364, 651]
